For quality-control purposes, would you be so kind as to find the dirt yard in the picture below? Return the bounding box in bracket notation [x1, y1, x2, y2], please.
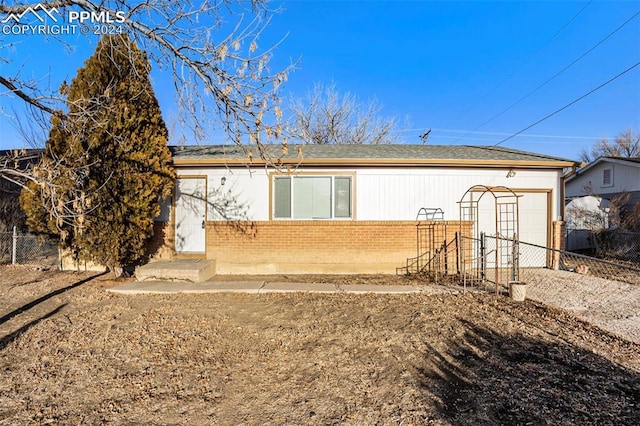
[0, 266, 638, 425]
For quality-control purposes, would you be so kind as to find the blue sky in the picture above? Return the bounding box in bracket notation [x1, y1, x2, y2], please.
[1, 0, 639, 161]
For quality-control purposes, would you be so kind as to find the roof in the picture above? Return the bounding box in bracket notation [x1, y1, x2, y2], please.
[170, 144, 578, 168]
[567, 156, 640, 183]
[601, 156, 640, 164]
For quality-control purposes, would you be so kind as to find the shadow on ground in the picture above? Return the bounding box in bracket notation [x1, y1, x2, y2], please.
[0, 304, 66, 351]
[0, 272, 105, 326]
[420, 318, 640, 425]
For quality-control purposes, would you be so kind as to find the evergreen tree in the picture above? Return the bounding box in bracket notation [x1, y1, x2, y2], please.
[21, 35, 175, 273]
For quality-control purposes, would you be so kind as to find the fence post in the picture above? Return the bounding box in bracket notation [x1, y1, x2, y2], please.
[442, 238, 447, 277]
[511, 233, 519, 282]
[480, 231, 486, 282]
[455, 232, 460, 275]
[12, 226, 17, 265]
[460, 234, 466, 292]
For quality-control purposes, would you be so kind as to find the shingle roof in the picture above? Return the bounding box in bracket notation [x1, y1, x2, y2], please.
[602, 156, 640, 164]
[171, 144, 577, 167]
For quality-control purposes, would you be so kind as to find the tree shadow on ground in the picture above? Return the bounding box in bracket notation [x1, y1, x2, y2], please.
[0, 272, 105, 326]
[0, 304, 66, 351]
[419, 318, 640, 425]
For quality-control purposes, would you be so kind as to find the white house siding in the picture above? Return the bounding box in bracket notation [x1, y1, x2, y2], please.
[355, 168, 560, 248]
[176, 168, 271, 221]
[175, 166, 561, 249]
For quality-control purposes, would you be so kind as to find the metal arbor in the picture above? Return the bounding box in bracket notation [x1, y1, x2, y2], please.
[458, 185, 521, 293]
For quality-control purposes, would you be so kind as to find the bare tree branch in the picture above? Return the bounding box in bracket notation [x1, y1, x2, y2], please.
[287, 82, 403, 145]
[0, 75, 62, 117]
[580, 129, 640, 163]
[1, 0, 292, 158]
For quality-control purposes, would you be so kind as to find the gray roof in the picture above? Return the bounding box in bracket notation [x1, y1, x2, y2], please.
[170, 144, 576, 164]
[601, 156, 640, 164]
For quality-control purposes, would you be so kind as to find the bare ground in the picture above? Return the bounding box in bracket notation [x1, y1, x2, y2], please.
[0, 266, 638, 425]
[525, 268, 640, 345]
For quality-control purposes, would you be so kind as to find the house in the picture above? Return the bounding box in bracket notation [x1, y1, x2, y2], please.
[565, 156, 640, 253]
[565, 156, 640, 207]
[149, 144, 579, 274]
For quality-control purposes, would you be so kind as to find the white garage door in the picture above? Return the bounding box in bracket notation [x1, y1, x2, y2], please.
[516, 192, 549, 248]
[475, 191, 550, 268]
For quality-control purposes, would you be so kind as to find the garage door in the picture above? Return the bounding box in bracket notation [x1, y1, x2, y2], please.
[516, 192, 550, 248]
[475, 190, 550, 268]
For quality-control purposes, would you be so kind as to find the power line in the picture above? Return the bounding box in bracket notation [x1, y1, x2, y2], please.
[455, 8, 640, 143]
[453, 1, 593, 123]
[427, 134, 605, 144]
[399, 127, 613, 140]
[494, 61, 640, 147]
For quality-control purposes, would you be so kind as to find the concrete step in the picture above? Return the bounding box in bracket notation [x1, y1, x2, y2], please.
[136, 259, 216, 282]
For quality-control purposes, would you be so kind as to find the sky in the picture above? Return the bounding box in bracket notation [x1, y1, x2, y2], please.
[1, 0, 639, 161]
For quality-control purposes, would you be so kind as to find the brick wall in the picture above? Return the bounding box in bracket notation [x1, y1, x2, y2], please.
[150, 220, 471, 274]
[148, 221, 175, 261]
[552, 220, 566, 251]
[550, 220, 566, 270]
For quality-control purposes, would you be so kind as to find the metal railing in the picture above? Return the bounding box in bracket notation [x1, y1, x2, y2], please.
[397, 233, 460, 283]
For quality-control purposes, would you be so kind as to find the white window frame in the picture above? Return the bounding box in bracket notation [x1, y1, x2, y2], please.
[272, 174, 353, 220]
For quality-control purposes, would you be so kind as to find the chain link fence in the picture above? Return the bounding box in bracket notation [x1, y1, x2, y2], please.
[591, 229, 640, 265]
[0, 228, 59, 266]
[517, 238, 640, 286]
[567, 227, 640, 265]
[459, 234, 640, 291]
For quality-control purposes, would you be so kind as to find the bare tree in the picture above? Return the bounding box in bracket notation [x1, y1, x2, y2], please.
[287, 82, 403, 144]
[0, 1, 293, 232]
[0, 0, 291, 153]
[580, 129, 640, 163]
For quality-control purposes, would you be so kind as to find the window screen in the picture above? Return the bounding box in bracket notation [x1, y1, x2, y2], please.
[274, 177, 291, 218]
[334, 177, 352, 218]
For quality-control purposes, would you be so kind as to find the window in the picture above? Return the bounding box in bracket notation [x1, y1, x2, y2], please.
[273, 175, 352, 219]
[602, 167, 613, 187]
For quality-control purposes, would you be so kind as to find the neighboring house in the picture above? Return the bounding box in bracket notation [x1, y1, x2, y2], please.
[150, 144, 578, 274]
[566, 157, 640, 207]
[564, 195, 610, 251]
[565, 156, 640, 254]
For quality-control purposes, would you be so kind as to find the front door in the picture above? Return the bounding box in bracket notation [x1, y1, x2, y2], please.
[175, 177, 207, 254]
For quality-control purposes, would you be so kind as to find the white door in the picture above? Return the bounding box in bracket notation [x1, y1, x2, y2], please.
[175, 177, 207, 253]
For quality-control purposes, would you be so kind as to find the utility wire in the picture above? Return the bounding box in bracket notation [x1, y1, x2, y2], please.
[494, 61, 640, 146]
[456, 8, 640, 143]
[398, 127, 612, 140]
[453, 1, 593, 123]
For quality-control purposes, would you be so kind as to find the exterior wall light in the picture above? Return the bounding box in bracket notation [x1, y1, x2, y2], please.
[221, 176, 226, 186]
[506, 169, 516, 178]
